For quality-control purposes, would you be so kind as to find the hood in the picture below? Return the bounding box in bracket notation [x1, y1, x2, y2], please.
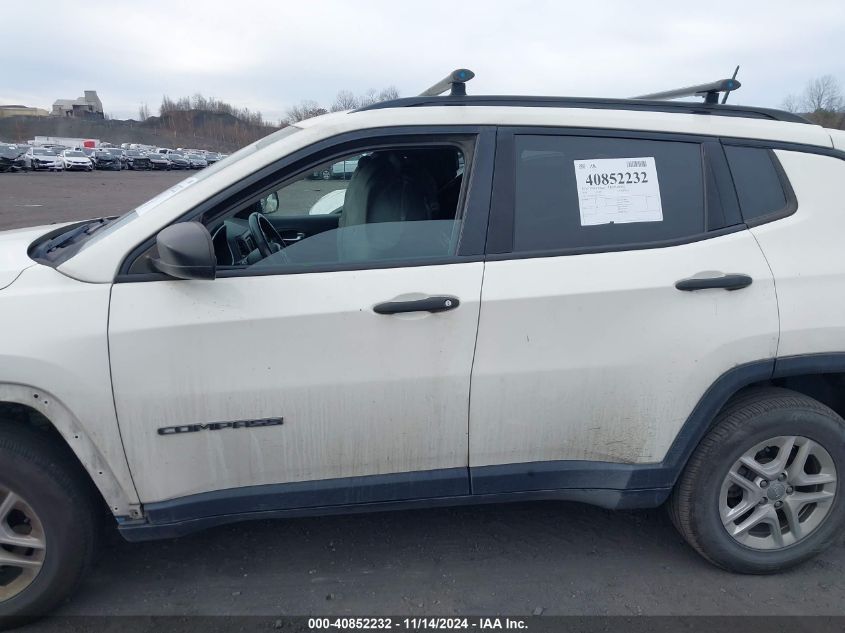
[64, 156, 90, 163]
[0, 224, 65, 290]
[32, 154, 60, 161]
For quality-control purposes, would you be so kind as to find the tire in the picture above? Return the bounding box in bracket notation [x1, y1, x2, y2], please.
[670, 387, 845, 574]
[0, 423, 99, 622]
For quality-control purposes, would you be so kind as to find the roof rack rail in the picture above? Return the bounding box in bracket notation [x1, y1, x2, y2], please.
[419, 69, 475, 97]
[633, 76, 741, 104]
[353, 68, 807, 124]
[355, 95, 808, 124]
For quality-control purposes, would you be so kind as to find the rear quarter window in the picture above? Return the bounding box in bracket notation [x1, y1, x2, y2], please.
[724, 145, 791, 224]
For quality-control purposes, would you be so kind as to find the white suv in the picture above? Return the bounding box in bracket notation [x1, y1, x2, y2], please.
[2, 71, 845, 618]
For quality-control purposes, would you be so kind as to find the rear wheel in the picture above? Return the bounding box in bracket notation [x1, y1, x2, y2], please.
[0, 424, 98, 621]
[670, 387, 844, 573]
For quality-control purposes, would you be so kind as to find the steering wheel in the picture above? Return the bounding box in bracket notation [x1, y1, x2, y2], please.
[248, 211, 285, 258]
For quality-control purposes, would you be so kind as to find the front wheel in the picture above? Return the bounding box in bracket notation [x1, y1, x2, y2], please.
[0, 424, 99, 621]
[670, 387, 844, 573]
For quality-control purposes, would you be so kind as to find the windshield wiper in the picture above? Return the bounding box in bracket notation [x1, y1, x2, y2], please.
[45, 219, 110, 253]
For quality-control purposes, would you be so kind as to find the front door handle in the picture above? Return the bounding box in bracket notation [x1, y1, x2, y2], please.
[675, 273, 753, 292]
[374, 296, 460, 315]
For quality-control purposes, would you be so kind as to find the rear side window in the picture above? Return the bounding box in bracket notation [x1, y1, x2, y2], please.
[512, 135, 705, 252]
[724, 146, 789, 223]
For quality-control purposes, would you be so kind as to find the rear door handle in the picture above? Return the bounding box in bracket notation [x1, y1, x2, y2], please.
[374, 296, 460, 315]
[675, 273, 753, 291]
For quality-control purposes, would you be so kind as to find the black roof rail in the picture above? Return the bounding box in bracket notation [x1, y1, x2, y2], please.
[354, 95, 809, 124]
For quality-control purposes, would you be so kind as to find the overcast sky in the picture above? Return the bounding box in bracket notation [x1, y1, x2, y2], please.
[4, 0, 844, 122]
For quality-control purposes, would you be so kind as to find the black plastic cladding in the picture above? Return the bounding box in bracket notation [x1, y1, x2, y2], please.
[354, 95, 810, 124]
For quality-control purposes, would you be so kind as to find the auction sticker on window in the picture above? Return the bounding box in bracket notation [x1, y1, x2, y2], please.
[573, 157, 662, 226]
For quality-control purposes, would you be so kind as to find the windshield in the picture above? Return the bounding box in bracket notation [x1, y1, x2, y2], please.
[70, 125, 303, 256]
[64, 151, 85, 157]
[33, 148, 56, 156]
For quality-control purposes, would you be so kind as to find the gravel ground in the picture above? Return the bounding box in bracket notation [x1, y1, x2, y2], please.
[1, 170, 844, 623]
[0, 170, 187, 230]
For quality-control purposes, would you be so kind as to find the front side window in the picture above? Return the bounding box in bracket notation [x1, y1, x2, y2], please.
[511, 135, 706, 252]
[203, 143, 468, 272]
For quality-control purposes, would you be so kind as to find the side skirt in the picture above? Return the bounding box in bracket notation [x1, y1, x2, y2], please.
[118, 486, 670, 542]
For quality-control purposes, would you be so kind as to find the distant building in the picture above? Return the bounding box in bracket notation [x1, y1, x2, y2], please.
[51, 90, 104, 119]
[0, 105, 49, 118]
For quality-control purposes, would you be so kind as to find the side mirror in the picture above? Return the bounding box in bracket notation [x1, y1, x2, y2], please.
[260, 191, 279, 214]
[150, 221, 216, 280]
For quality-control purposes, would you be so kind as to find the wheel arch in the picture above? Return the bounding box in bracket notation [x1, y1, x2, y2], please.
[659, 353, 845, 489]
[0, 383, 139, 518]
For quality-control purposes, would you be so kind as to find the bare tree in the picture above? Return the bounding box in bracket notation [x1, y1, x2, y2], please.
[783, 75, 845, 114]
[804, 75, 843, 113]
[782, 75, 844, 128]
[781, 93, 800, 114]
[329, 86, 400, 112]
[377, 85, 399, 102]
[357, 88, 379, 108]
[138, 103, 150, 121]
[331, 90, 360, 112]
[284, 100, 328, 123]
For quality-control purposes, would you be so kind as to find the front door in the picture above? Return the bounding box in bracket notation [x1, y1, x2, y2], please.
[108, 133, 491, 508]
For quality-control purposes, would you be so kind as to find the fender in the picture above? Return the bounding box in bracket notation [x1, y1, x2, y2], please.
[0, 383, 140, 517]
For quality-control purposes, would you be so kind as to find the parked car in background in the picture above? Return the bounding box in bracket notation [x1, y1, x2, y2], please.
[23, 147, 63, 171]
[187, 154, 208, 169]
[59, 150, 94, 172]
[0, 144, 26, 173]
[167, 151, 191, 170]
[147, 153, 172, 171]
[331, 156, 360, 179]
[105, 148, 128, 169]
[205, 152, 221, 165]
[93, 149, 121, 171]
[76, 147, 98, 165]
[125, 150, 151, 170]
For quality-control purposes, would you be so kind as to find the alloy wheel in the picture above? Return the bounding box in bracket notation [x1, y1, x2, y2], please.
[720, 435, 837, 550]
[0, 487, 46, 602]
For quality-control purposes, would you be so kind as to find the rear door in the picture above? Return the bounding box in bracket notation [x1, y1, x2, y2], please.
[469, 128, 780, 493]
